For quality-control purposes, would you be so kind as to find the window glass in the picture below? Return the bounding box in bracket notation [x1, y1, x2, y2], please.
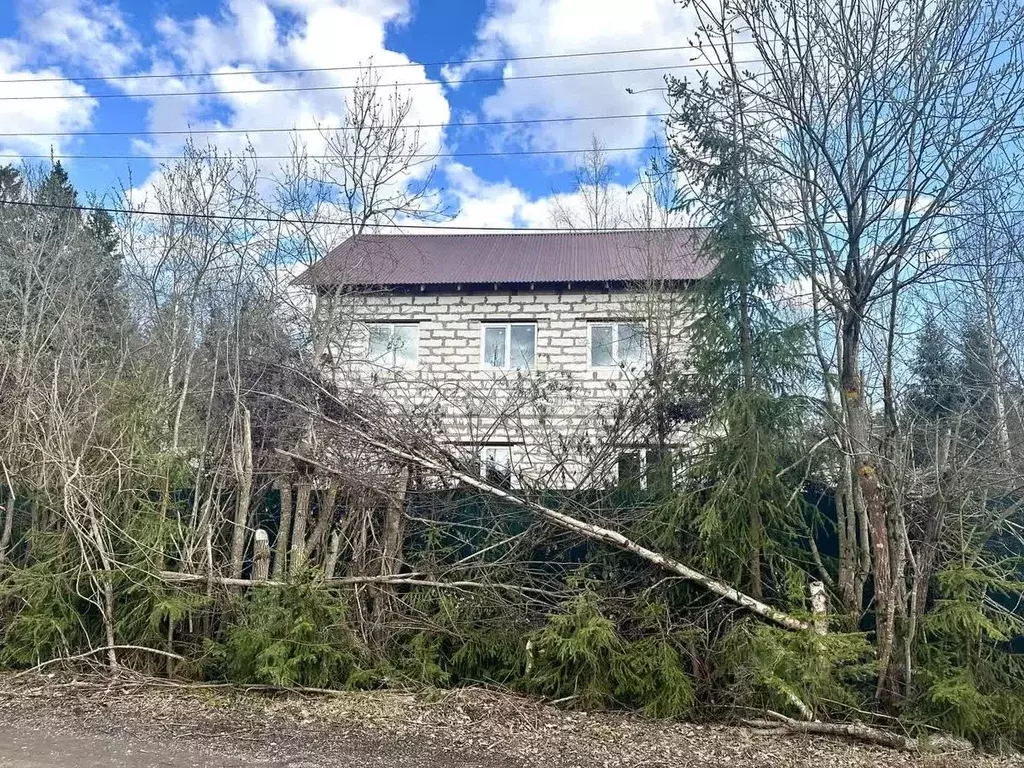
[482, 446, 512, 488]
[368, 324, 392, 364]
[391, 324, 418, 366]
[590, 323, 615, 367]
[367, 323, 418, 367]
[483, 325, 508, 367]
[509, 324, 536, 369]
[618, 323, 646, 365]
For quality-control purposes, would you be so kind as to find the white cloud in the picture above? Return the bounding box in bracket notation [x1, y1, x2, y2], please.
[16, 0, 141, 77]
[0, 42, 96, 158]
[441, 162, 537, 229]
[128, 0, 449, 183]
[437, 161, 640, 231]
[153, 0, 280, 73]
[447, 0, 704, 161]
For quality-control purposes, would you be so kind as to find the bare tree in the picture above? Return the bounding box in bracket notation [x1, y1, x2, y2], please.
[270, 66, 448, 365]
[674, 0, 1024, 699]
[549, 136, 625, 231]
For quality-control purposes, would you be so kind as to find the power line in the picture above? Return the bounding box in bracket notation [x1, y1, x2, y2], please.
[0, 43, 759, 86]
[0, 197, 1005, 233]
[0, 62, 755, 102]
[16, 144, 669, 163]
[0, 112, 671, 139]
[0, 198, 670, 233]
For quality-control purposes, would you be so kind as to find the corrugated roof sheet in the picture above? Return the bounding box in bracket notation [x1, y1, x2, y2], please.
[294, 229, 713, 287]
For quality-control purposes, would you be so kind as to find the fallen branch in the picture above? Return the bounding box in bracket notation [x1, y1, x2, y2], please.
[275, 439, 810, 632]
[157, 570, 553, 597]
[11, 645, 187, 679]
[743, 711, 919, 752]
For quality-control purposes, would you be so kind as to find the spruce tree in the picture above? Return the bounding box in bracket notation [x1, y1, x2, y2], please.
[909, 314, 961, 421]
[665, 76, 808, 600]
[38, 160, 78, 209]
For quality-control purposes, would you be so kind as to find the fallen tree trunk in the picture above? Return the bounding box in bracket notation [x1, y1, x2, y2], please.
[744, 712, 919, 752]
[274, 436, 810, 633]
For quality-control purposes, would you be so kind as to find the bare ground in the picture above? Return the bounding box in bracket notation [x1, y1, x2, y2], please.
[0, 674, 1018, 768]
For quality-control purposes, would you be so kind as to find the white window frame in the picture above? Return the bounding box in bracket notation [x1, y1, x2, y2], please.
[480, 445, 519, 488]
[366, 322, 419, 369]
[588, 321, 648, 370]
[480, 322, 537, 370]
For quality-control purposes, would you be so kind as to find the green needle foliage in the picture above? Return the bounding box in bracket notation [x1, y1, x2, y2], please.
[663, 75, 810, 598]
[717, 618, 875, 720]
[527, 590, 694, 717]
[912, 566, 1024, 749]
[211, 572, 372, 689]
[0, 534, 85, 667]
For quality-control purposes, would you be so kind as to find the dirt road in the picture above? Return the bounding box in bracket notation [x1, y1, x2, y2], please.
[0, 718, 496, 768]
[0, 675, 1012, 768]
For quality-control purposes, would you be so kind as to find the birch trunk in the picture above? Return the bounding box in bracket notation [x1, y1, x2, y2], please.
[229, 406, 253, 580]
[325, 527, 342, 580]
[285, 441, 809, 632]
[380, 468, 409, 579]
[984, 282, 1012, 468]
[0, 492, 13, 565]
[305, 487, 338, 560]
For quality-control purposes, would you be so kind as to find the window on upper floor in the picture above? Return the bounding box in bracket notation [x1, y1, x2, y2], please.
[589, 321, 647, 368]
[367, 322, 419, 368]
[481, 322, 536, 369]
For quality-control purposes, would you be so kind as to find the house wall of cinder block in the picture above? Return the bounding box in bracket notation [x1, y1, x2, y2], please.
[327, 285, 691, 488]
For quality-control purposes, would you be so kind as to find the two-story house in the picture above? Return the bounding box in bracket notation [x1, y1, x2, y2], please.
[296, 229, 711, 489]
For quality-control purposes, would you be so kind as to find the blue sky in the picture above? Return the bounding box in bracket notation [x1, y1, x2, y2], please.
[0, 0, 700, 227]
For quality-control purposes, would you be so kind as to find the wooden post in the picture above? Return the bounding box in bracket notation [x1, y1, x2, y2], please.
[289, 483, 312, 577]
[273, 479, 292, 580]
[252, 529, 270, 581]
[810, 581, 828, 635]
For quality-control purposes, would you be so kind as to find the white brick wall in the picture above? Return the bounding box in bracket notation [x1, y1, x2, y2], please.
[328, 286, 691, 488]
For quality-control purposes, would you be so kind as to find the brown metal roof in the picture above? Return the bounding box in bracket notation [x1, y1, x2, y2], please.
[294, 229, 713, 288]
